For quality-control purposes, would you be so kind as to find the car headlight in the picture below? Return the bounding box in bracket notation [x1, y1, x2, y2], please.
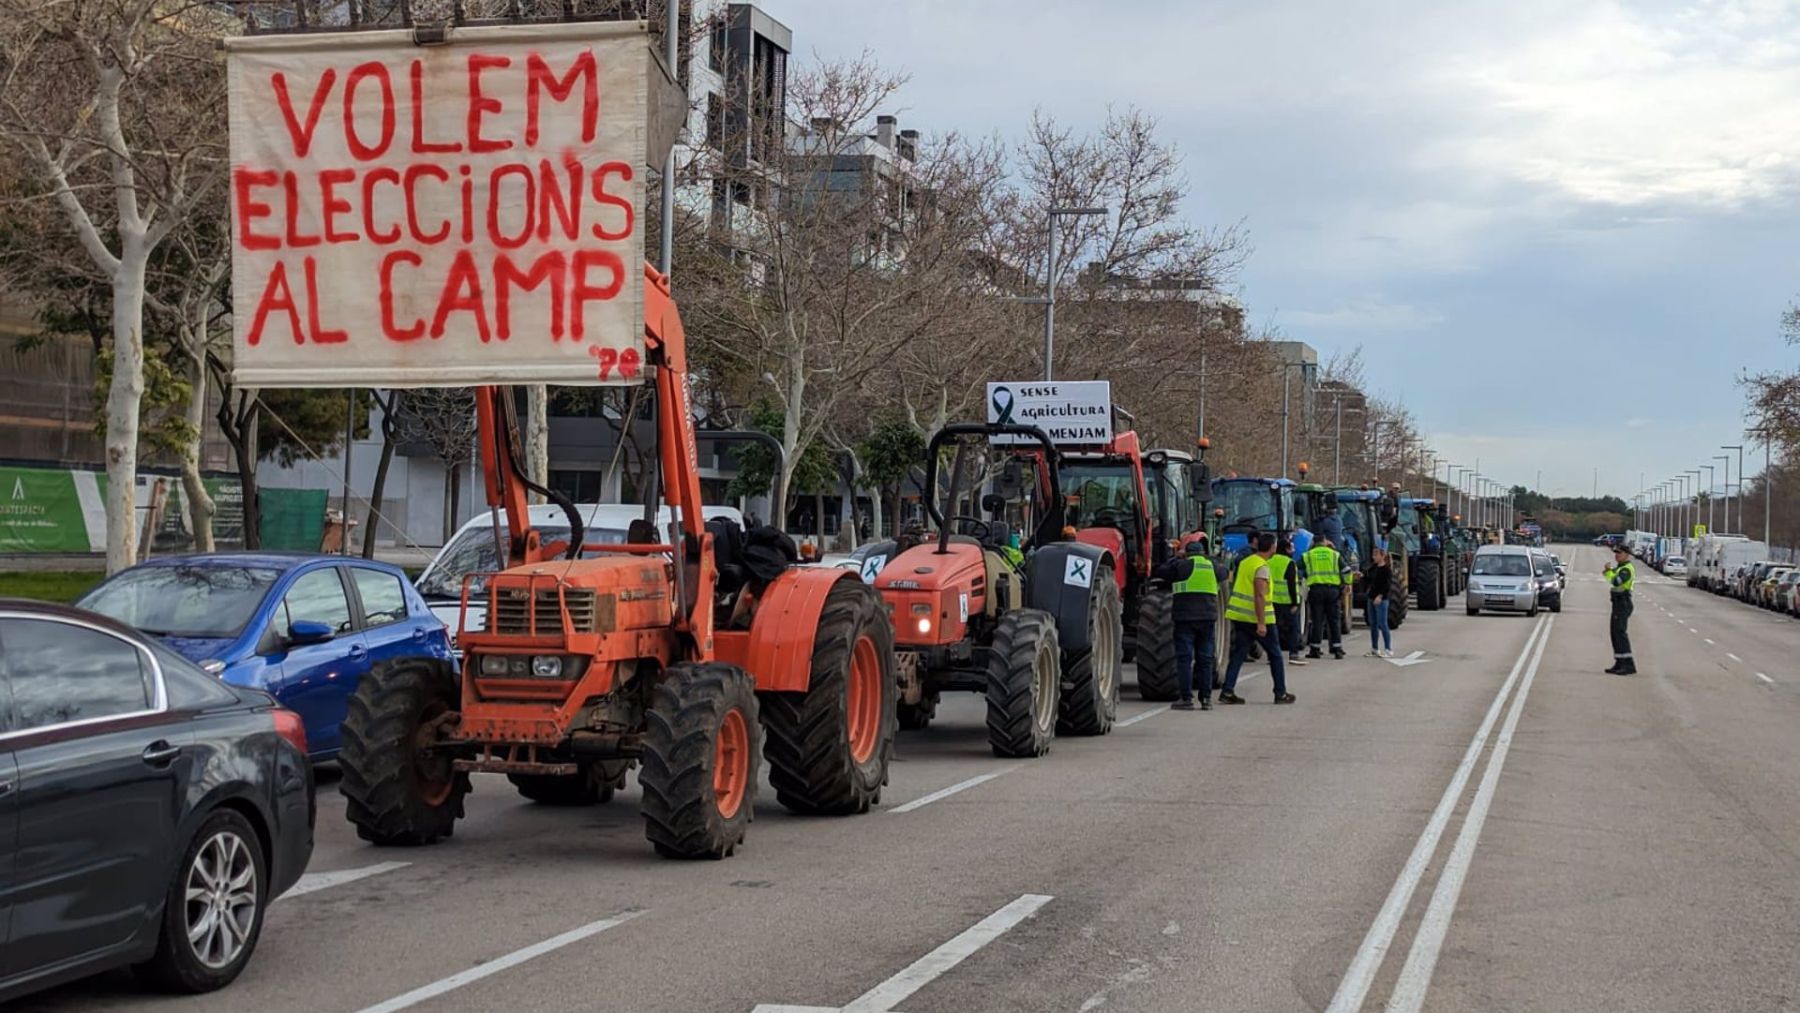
[531, 655, 563, 679]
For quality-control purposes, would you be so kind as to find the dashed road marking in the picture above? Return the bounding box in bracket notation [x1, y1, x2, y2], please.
[356, 910, 645, 1013]
[1726, 653, 1742, 663]
[753, 894, 1053, 1013]
[282, 861, 410, 900]
[1117, 705, 1171, 727]
[1756, 672, 1775, 684]
[1704, 638, 1716, 645]
[890, 771, 1012, 814]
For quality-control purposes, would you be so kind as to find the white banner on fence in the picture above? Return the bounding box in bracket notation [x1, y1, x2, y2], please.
[225, 22, 663, 388]
[986, 381, 1113, 446]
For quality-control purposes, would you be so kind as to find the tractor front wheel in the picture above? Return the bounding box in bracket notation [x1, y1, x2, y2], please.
[761, 581, 897, 816]
[339, 659, 468, 846]
[1133, 586, 1178, 701]
[986, 609, 1061, 758]
[897, 691, 938, 731]
[1059, 564, 1122, 735]
[640, 662, 761, 859]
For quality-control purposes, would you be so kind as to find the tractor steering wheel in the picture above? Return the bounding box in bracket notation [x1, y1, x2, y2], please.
[949, 516, 993, 541]
[1091, 507, 1128, 529]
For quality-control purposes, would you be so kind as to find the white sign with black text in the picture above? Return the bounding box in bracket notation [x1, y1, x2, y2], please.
[986, 381, 1112, 446]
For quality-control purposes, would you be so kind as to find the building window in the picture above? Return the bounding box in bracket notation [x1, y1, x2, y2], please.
[710, 19, 728, 70]
[550, 469, 603, 504]
[706, 92, 724, 152]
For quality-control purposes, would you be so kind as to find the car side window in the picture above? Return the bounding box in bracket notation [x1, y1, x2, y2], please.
[0, 618, 153, 731]
[275, 569, 354, 639]
[351, 568, 409, 628]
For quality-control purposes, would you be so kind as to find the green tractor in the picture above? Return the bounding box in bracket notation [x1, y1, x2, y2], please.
[1332, 487, 1407, 628]
[1396, 496, 1461, 612]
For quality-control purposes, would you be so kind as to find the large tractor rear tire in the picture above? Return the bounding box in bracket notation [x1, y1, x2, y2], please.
[1133, 586, 1178, 701]
[640, 662, 761, 860]
[1416, 558, 1444, 611]
[986, 609, 1061, 758]
[508, 762, 618, 806]
[1059, 564, 1122, 736]
[761, 581, 897, 816]
[339, 658, 468, 847]
[1389, 574, 1409, 629]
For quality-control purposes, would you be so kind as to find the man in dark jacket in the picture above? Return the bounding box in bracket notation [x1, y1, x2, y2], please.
[1153, 535, 1223, 710]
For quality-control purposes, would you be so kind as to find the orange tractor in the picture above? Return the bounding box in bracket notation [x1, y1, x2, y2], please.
[872, 423, 1122, 756]
[337, 267, 897, 858]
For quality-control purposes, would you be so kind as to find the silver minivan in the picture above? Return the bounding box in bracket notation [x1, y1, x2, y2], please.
[1466, 545, 1540, 616]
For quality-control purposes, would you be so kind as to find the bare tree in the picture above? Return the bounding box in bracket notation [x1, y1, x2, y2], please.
[0, 0, 230, 571]
[395, 388, 479, 542]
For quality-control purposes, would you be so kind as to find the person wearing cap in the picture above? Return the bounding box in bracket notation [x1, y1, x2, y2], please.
[1219, 531, 1296, 705]
[1604, 543, 1637, 674]
[1153, 534, 1223, 710]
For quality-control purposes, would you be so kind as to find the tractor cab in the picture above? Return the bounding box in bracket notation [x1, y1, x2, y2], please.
[1212, 477, 1297, 557]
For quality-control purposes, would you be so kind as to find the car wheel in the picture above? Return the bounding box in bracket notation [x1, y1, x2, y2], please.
[137, 809, 267, 993]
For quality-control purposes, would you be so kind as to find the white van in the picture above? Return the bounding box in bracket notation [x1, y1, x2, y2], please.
[415, 503, 744, 639]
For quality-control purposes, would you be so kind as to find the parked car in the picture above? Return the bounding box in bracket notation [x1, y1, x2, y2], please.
[1466, 545, 1540, 616]
[1530, 549, 1563, 613]
[0, 599, 313, 1001]
[1774, 569, 1800, 615]
[1759, 566, 1793, 609]
[78, 554, 453, 761]
[1663, 555, 1688, 578]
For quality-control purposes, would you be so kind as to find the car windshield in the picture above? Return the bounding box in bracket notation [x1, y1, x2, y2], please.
[1472, 555, 1531, 576]
[1668, 557, 1684, 565]
[1217, 482, 1277, 531]
[80, 564, 281, 638]
[416, 523, 628, 598]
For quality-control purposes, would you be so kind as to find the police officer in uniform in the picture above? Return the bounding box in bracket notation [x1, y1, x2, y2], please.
[1153, 536, 1222, 711]
[1605, 543, 1636, 675]
[1270, 534, 1305, 666]
[1303, 534, 1349, 659]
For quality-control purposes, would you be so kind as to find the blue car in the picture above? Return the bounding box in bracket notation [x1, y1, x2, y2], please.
[78, 553, 454, 761]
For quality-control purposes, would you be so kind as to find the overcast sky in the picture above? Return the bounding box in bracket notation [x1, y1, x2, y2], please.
[762, 0, 1800, 502]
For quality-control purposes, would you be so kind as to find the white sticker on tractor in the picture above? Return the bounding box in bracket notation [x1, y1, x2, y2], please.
[959, 592, 970, 623]
[860, 554, 888, 584]
[1064, 556, 1093, 588]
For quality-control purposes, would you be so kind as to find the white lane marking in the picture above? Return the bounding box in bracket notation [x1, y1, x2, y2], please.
[1756, 672, 1774, 684]
[355, 910, 644, 1013]
[1384, 650, 1431, 668]
[1385, 616, 1554, 1012]
[751, 894, 1053, 1013]
[889, 771, 1011, 814]
[1726, 653, 1742, 663]
[281, 861, 410, 900]
[1117, 705, 1171, 727]
[1324, 615, 1550, 1013]
[1704, 638, 1716, 646]
[1689, 628, 1698, 634]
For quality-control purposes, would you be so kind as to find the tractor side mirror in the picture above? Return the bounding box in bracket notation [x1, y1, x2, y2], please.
[996, 459, 1024, 500]
[1189, 463, 1212, 502]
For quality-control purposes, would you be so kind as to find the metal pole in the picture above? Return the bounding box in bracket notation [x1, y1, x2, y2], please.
[1715, 455, 1731, 534]
[659, 0, 677, 276]
[1723, 444, 1744, 534]
[1765, 439, 1773, 547]
[1334, 396, 1342, 484]
[1281, 368, 1290, 479]
[1703, 464, 1716, 532]
[342, 389, 355, 555]
[1042, 214, 1058, 381]
[1198, 353, 1207, 440]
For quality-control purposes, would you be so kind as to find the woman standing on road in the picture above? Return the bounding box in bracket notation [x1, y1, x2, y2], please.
[1365, 547, 1394, 658]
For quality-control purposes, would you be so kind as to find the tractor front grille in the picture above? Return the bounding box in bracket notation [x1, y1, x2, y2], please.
[492, 587, 604, 636]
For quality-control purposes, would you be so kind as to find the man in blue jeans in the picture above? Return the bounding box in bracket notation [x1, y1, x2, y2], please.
[1153, 536, 1223, 711]
[1219, 531, 1295, 705]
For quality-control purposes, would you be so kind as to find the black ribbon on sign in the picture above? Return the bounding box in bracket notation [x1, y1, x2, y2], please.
[992, 386, 1016, 424]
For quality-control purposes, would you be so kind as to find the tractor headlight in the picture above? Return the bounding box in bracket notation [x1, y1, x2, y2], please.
[531, 655, 564, 679]
[479, 654, 515, 677]
[916, 617, 932, 635]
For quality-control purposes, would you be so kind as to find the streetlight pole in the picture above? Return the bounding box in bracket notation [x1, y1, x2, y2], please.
[1722, 444, 1743, 534]
[1702, 464, 1716, 533]
[1714, 455, 1731, 534]
[1687, 469, 1702, 536]
[1040, 206, 1108, 380]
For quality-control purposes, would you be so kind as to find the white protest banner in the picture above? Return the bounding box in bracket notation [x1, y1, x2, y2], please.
[986, 381, 1113, 446]
[225, 22, 665, 388]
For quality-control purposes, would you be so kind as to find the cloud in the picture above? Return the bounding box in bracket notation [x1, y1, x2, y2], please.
[1626, 418, 1654, 429]
[1283, 297, 1446, 333]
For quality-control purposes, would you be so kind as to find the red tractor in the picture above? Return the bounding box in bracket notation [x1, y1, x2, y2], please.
[872, 423, 1123, 756]
[1060, 434, 1212, 701]
[337, 267, 897, 859]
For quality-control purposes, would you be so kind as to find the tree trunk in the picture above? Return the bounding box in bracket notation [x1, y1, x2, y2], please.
[891, 481, 904, 534]
[526, 384, 550, 503]
[103, 250, 148, 574]
[238, 401, 262, 549]
[443, 462, 460, 544]
[868, 486, 884, 541]
[363, 392, 398, 558]
[180, 348, 217, 553]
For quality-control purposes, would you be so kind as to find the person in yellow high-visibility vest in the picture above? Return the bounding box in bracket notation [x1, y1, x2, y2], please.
[1219, 531, 1296, 705]
[1270, 534, 1305, 667]
[1302, 535, 1349, 659]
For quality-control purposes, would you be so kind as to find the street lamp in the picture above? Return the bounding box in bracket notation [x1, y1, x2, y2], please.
[1701, 464, 1716, 533]
[1714, 455, 1731, 534]
[1370, 419, 1403, 484]
[1722, 444, 1743, 534]
[1040, 205, 1108, 380]
[1686, 469, 1702, 536]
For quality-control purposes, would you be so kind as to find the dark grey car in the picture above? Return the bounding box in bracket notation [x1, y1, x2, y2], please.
[0, 599, 314, 1002]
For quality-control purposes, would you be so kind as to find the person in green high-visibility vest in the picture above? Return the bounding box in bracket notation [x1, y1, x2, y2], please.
[1270, 534, 1305, 668]
[1302, 535, 1349, 659]
[1219, 531, 1295, 705]
[1604, 543, 1637, 675]
[1153, 534, 1223, 711]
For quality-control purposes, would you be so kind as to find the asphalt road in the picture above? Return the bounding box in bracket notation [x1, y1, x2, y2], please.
[23, 543, 1800, 1013]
